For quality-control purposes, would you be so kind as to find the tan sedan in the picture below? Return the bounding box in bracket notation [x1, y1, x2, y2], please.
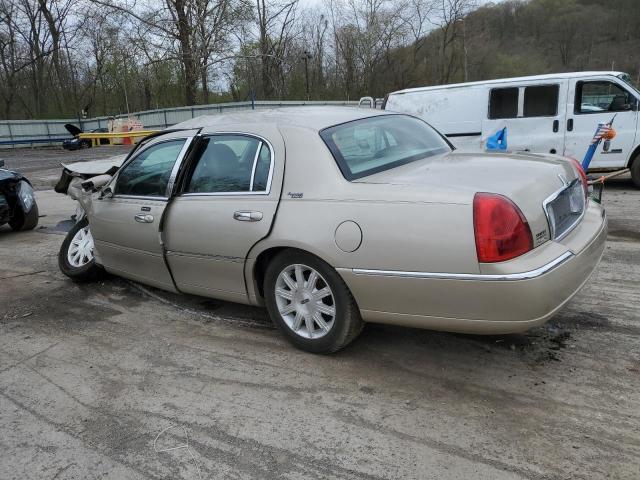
[58, 107, 607, 353]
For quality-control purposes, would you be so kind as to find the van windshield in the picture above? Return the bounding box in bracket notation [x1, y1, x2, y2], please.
[618, 73, 640, 96]
[320, 115, 451, 180]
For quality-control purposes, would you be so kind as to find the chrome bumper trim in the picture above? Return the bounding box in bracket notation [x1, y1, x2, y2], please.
[352, 251, 574, 281]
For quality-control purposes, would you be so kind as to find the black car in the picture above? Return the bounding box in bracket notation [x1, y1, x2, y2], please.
[0, 159, 39, 231]
[62, 124, 110, 150]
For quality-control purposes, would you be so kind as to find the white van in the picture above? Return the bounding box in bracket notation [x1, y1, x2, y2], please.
[382, 71, 640, 186]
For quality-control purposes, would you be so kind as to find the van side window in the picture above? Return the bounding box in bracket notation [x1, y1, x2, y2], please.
[489, 88, 518, 119]
[523, 85, 559, 117]
[575, 81, 636, 114]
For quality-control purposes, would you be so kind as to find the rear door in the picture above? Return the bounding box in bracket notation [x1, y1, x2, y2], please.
[163, 128, 284, 303]
[88, 130, 197, 290]
[482, 82, 567, 155]
[564, 76, 639, 169]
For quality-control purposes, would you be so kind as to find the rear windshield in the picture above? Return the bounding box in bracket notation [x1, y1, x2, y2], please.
[320, 115, 451, 180]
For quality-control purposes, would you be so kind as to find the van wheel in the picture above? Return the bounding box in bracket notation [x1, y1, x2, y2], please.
[630, 155, 640, 188]
[58, 217, 104, 282]
[264, 250, 363, 354]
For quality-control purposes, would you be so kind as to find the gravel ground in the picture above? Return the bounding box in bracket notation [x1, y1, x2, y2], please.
[0, 150, 639, 479]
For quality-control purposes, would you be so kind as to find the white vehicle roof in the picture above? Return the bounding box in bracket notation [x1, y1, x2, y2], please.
[173, 106, 390, 132]
[390, 71, 627, 96]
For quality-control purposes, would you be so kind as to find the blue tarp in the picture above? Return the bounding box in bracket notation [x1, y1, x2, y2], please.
[486, 127, 508, 151]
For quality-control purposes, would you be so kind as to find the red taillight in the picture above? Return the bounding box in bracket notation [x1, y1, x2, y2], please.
[568, 157, 588, 200]
[473, 193, 533, 263]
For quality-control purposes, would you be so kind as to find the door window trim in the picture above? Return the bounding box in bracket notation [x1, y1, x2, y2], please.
[180, 132, 275, 197]
[113, 136, 194, 201]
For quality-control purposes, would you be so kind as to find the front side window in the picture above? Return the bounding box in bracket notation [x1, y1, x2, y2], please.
[186, 135, 271, 193]
[115, 139, 186, 197]
[489, 87, 519, 119]
[320, 115, 451, 181]
[524, 85, 559, 117]
[576, 81, 637, 114]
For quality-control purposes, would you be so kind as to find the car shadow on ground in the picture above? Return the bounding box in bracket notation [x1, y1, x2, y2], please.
[124, 273, 574, 372]
[27, 219, 579, 372]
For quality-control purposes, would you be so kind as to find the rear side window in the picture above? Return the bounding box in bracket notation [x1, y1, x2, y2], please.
[320, 115, 451, 181]
[489, 87, 518, 119]
[186, 135, 271, 194]
[523, 85, 559, 117]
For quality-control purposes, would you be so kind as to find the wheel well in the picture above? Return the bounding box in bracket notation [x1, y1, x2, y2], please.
[629, 145, 640, 168]
[253, 247, 329, 299]
[253, 247, 288, 298]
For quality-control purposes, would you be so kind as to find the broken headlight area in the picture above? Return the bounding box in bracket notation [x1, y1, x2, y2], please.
[17, 180, 35, 212]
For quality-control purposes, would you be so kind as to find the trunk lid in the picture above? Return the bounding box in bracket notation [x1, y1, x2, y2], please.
[64, 123, 83, 137]
[355, 150, 579, 247]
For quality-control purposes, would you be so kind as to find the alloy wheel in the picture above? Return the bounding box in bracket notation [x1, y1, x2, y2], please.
[274, 264, 336, 339]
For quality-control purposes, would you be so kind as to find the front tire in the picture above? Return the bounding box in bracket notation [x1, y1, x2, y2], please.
[58, 217, 103, 282]
[9, 202, 39, 231]
[264, 250, 363, 353]
[630, 155, 640, 188]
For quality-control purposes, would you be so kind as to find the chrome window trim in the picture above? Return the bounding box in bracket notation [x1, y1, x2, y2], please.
[182, 191, 271, 197]
[542, 178, 586, 241]
[113, 195, 169, 202]
[166, 137, 194, 196]
[352, 251, 574, 281]
[112, 136, 192, 201]
[249, 141, 263, 191]
[182, 132, 275, 197]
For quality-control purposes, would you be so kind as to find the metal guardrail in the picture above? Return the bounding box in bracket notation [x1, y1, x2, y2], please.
[0, 137, 69, 147]
[0, 100, 358, 147]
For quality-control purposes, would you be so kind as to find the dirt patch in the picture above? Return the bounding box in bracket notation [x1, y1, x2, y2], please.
[608, 229, 640, 242]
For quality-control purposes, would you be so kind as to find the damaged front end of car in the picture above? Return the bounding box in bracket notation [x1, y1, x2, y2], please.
[55, 155, 125, 221]
[0, 159, 39, 231]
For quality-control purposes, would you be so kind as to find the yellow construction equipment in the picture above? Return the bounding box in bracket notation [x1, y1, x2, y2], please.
[78, 130, 159, 147]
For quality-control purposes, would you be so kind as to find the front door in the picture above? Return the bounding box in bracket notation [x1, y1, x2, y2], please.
[564, 77, 639, 169]
[88, 131, 196, 290]
[482, 82, 568, 155]
[163, 129, 284, 303]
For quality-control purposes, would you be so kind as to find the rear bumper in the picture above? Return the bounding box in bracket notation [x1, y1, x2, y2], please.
[338, 202, 607, 334]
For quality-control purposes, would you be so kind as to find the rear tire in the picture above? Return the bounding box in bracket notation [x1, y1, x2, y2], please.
[264, 250, 363, 354]
[58, 217, 104, 282]
[630, 155, 640, 188]
[9, 202, 39, 231]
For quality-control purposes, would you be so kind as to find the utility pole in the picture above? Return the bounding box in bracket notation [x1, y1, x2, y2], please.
[302, 51, 313, 101]
[462, 19, 468, 82]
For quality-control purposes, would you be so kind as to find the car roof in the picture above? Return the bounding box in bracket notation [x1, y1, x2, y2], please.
[390, 71, 627, 95]
[171, 106, 392, 132]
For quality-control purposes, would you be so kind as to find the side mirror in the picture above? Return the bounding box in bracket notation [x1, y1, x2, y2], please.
[0, 159, 5, 168]
[82, 174, 113, 194]
[99, 186, 114, 199]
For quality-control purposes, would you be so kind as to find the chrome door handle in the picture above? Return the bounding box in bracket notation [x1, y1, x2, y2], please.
[134, 214, 154, 223]
[233, 211, 263, 222]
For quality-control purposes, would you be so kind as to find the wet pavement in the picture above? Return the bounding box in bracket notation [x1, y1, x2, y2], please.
[0, 150, 639, 479]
